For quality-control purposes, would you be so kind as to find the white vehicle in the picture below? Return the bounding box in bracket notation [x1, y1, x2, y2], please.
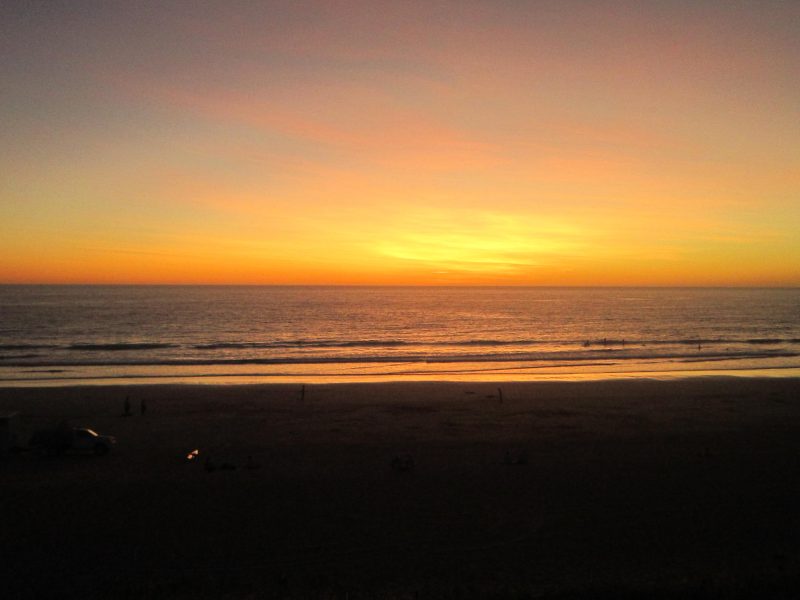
[30, 426, 117, 456]
[72, 428, 117, 456]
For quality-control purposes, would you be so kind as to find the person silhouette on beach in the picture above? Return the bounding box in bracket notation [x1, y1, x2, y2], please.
[123, 396, 131, 416]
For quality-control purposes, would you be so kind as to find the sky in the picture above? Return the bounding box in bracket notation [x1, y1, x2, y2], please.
[1, 0, 799, 285]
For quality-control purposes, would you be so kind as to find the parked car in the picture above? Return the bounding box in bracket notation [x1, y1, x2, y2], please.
[30, 426, 116, 456]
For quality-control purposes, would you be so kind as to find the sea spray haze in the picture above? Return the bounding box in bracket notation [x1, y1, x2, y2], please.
[1, 286, 799, 384]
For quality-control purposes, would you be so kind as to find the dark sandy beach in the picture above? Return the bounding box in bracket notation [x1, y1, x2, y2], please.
[2, 377, 800, 598]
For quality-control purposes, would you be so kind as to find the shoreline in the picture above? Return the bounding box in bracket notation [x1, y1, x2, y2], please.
[2, 361, 800, 387]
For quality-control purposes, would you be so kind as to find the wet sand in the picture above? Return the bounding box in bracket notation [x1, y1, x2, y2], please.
[2, 377, 800, 598]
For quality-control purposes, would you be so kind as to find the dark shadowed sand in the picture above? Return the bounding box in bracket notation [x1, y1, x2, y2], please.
[2, 377, 800, 598]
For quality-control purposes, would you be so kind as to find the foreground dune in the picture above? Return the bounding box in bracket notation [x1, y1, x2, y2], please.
[2, 377, 800, 598]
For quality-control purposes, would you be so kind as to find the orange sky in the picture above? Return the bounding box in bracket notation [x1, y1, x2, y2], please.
[1, 1, 799, 285]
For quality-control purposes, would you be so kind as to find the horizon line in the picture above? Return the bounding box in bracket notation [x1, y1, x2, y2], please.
[1, 283, 798, 289]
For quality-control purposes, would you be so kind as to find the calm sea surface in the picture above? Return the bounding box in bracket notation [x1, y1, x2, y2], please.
[1, 286, 799, 385]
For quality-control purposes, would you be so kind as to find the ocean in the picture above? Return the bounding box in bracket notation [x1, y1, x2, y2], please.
[1, 286, 799, 385]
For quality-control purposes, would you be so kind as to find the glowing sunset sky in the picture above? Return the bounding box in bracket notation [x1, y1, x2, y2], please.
[1, 1, 798, 285]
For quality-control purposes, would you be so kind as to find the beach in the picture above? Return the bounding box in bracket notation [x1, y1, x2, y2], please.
[2, 377, 800, 598]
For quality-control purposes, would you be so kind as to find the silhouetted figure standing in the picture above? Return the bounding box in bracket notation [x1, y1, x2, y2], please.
[123, 396, 132, 417]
